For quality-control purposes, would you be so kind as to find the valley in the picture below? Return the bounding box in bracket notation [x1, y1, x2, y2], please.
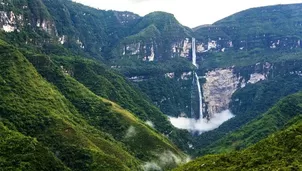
[0, 0, 302, 170]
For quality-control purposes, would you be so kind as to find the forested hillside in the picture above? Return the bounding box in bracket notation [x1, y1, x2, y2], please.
[1, 0, 302, 170]
[174, 92, 302, 170]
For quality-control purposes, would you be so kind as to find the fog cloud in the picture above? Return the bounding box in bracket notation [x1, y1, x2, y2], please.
[142, 150, 189, 171]
[169, 110, 234, 133]
[145, 120, 154, 128]
[125, 126, 137, 138]
[142, 162, 162, 171]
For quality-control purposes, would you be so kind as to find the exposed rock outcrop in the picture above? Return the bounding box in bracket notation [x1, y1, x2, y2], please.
[202, 66, 268, 117]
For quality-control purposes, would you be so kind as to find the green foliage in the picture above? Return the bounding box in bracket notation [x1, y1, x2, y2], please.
[0, 40, 142, 170]
[25, 52, 187, 166]
[197, 90, 302, 159]
[136, 74, 192, 117]
[42, 0, 140, 59]
[194, 4, 302, 69]
[114, 11, 192, 61]
[0, 122, 69, 171]
[29, 54, 194, 152]
[0, 0, 57, 47]
[114, 57, 193, 76]
[122, 24, 161, 44]
[174, 113, 302, 171]
[195, 74, 302, 155]
[199, 49, 302, 69]
[132, 11, 192, 40]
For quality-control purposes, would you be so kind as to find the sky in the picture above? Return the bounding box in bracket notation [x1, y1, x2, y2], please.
[73, 0, 302, 28]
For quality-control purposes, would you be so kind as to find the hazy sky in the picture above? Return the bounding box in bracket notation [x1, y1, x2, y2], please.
[73, 0, 302, 28]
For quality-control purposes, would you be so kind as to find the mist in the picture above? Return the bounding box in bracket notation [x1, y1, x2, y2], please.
[169, 110, 234, 133]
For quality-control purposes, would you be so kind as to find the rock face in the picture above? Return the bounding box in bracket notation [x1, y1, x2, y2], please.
[0, 2, 57, 40]
[203, 68, 243, 116]
[121, 38, 193, 61]
[194, 4, 302, 53]
[202, 66, 268, 117]
[0, 11, 18, 32]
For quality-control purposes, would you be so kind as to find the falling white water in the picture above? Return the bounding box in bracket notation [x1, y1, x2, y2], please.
[192, 38, 197, 67]
[192, 38, 203, 118]
[169, 38, 235, 133]
[194, 72, 203, 118]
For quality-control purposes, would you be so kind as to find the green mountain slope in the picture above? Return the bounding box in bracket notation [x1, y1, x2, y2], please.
[42, 0, 140, 59]
[175, 119, 302, 170]
[174, 93, 302, 171]
[25, 52, 187, 165]
[0, 0, 195, 128]
[3, 1, 302, 170]
[194, 3, 302, 69]
[195, 3, 302, 47]
[199, 91, 302, 155]
[0, 0, 58, 47]
[25, 53, 193, 152]
[115, 11, 192, 60]
[0, 123, 69, 170]
[191, 3, 302, 156]
[0, 40, 141, 170]
[0, 39, 188, 170]
[195, 73, 302, 155]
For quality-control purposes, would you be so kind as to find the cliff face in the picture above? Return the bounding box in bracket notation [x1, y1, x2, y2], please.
[202, 67, 267, 117]
[120, 38, 194, 61]
[194, 4, 302, 53]
[115, 11, 192, 61]
[201, 59, 302, 118]
[192, 34, 302, 54]
[0, 0, 56, 37]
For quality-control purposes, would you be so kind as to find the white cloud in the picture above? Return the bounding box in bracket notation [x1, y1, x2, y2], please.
[169, 110, 234, 133]
[141, 150, 188, 171]
[125, 126, 137, 138]
[145, 120, 154, 128]
[142, 162, 162, 171]
[73, 0, 302, 27]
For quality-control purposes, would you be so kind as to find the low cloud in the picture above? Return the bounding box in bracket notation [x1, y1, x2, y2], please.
[142, 162, 162, 171]
[145, 120, 154, 128]
[142, 150, 189, 171]
[169, 110, 235, 133]
[125, 126, 137, 138]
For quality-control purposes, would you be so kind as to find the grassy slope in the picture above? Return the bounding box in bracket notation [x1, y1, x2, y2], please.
[0, 122, 69, 170]
[174, 93, 302, 171]
[174, 119, 302, 170]
[1, 0, 194, 153]
[25, 52, 187, 169]
[0, 40, 142, 170]
[36, 55, 193, 152]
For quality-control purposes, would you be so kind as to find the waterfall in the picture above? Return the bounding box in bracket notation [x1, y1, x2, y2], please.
[192, 37, 203, 119]
[168, 38, 235, 133]
[195, 72, 203, 118]
[192, 38, 197, 67]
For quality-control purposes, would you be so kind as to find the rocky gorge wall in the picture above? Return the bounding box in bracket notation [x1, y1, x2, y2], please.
[129, 59, 302, 120]
[201, 60, 302, 118]
[0, 1, 57, 43]
[202, 66, 268, 117]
